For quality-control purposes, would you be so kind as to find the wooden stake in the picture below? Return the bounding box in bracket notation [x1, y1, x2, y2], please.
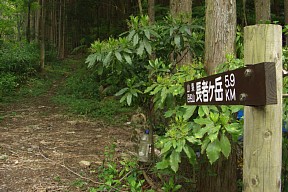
[243, 24, 282, 191]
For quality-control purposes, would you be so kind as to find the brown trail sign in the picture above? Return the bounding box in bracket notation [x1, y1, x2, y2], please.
[184, 24, 282, 191]
[184, 62, 277, 106]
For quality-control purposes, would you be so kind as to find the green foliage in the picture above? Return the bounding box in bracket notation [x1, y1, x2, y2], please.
[0, 41, 40, 79]
[0, 41, 40, 100]
[161, 177, 182, 192]
[86, 15, 204, 107]
[89, 144, 144, 191]
[0, 73, 18, 98]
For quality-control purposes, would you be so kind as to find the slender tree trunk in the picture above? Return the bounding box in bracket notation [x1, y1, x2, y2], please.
[148, 0, 155, 24]
[40, 0, 46, 71]
[170, 0, 192, 66]
[199, 1, 237, 191]
[170, 0, 192, 22]
[35, 0, 41, 42]
[204, 0, 236, 75]
[59, 0, 65, 59]
[26, 1, 31, 43]
[138, 0, 143, 15]
[255, 0, 271, 23]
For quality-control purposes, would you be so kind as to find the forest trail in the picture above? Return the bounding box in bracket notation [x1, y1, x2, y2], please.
[0, 74, 134, 191]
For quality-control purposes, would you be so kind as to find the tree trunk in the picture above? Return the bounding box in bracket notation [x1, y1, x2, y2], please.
[204, 0, 236, 75]
[170, 0, 192, 66]
[170, 0, 192, 23]
[148, 0, 155, 24]
[285, 0, 288, 45]
[255, 0, 271, 23]
[199, 1, 237, 191]
[40, 0, 46, 71]
[138, 0, 143, 15]
[26, 1, 31, 43]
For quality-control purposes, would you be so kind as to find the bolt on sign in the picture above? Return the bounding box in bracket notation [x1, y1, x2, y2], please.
[184, 62, 277, 106]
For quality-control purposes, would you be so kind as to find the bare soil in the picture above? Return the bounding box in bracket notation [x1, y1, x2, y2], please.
[0, 81, 135, 191]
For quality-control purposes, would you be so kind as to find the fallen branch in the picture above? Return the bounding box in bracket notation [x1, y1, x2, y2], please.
[37, 148, 119, 191]
[142, 170, 163, 192]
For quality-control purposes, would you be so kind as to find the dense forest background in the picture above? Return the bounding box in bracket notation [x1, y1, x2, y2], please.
[1, 0, 288, 191]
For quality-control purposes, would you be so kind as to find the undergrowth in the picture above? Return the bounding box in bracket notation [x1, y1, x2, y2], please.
[52, 58, 134, 124]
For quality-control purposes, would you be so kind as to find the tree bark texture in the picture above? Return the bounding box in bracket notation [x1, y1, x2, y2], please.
[40, 0, 45, 70]
[255, 0, 271, 23]
[199, 0, 237, 191]
[26, 1, 31, 43]
[170, 0, 192, 66]
[204, 0, 236, 75]
[148, 0, 155, 24]
[170, 0, 192, 23]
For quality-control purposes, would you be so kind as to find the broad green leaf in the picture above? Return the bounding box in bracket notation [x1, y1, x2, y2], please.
[170, 150, 180, 173]
[210, 112, 219, 123]
[133, 33, 139, 46]
[120, 94, 126, 103]
[160, 87, 168, 103]
[126, 93, 132, 106]
[183, 145, 196, 161]
[86, 53, 97, 68]
[176, 139, 185, 153]
[194, 118, 213, 126]
[198, 106, 205, 117]
[206, 139, 221, 164]
[137, 43, 145, 56]
[127, 29, 136, 41]
[164, 110, 174, 118]
[144, 84, 157, 93]
[143, 39, 152, 55]
[115, 87, 129, 96]
[186, 136, 197, 144]
[194, 126, 209, 139]
[230, 105, 243, 113]
[123, 54, 132, 65]
[219, 115, 229, 125]
[144, 29, 150, 39]
[114, 51, 122, 62]
[103, 52, 112, 67]
[224, 123, 241, 134]
[220, 134, 231, 158]
[172, 140, 177, 148]
[174, 35, 181, 47]
[183, 105, 197, 120]
[156, 159, 169, 170]
[201, 106, 210, 116]
[161, 141, 172, 154]
[150, 85, 162, 95]
[208, 132, 218, 142]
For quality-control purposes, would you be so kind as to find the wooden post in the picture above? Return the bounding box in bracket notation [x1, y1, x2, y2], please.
[243, 25, 282, 191]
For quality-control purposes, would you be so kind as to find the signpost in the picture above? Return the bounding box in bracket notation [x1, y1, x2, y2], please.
[184, 62, 277, 106]
[184, 24, 282, 191]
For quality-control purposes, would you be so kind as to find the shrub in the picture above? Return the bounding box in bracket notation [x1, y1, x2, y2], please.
[0, 73, 18, 98]
[0, 41, 40, 80]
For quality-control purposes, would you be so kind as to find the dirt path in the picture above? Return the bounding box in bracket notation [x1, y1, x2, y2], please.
[0, 80, 134, 191]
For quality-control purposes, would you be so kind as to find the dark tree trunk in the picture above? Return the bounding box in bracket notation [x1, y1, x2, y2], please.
[148, 0, 155, 24]
[255, 0, 271, 23]
[26, 1, 31, 43]
[40, 0, 46, 71]
[200, 1, 237, 191]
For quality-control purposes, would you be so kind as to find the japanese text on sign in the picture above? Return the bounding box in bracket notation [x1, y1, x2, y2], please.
[186, 73, 236, 104]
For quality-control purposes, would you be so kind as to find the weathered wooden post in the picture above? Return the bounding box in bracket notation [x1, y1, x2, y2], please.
[243, 25, 282, 191]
